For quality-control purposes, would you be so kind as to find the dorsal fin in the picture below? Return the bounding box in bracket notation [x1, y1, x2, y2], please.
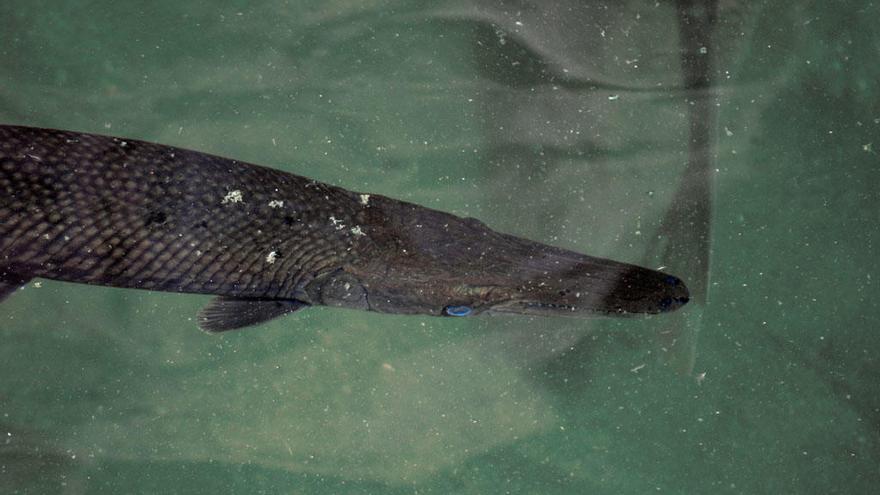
[198, 297, 308, 333]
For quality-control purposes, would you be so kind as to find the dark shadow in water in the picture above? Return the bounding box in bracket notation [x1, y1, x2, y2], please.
[0, 422, 79, 492]
[13, 456, 417, 495]
[472, 0, 717, 377]
[641, 0, 717, 375]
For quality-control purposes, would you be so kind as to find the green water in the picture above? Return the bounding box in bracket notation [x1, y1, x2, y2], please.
[2, 1, 878, 493]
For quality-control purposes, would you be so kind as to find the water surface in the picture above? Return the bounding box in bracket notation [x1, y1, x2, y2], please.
[1, 1, 878, 493]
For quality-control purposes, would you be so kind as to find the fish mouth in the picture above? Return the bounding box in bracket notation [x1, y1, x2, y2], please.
[487, 300, 583, 316]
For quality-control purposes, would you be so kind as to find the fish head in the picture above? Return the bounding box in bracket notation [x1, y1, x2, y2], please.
[307, 196, 689, 318]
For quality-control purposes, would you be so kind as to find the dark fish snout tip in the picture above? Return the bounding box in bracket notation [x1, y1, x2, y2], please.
[657, 275, 690, 312]
[658, 294, 689, 312]
[594, 266, 691, 315]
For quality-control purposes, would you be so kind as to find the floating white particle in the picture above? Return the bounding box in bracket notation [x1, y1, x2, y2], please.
[359, 194, 370, 206]
[350, 225, 365, 236]
[329, 216, 345, 230]
[266, 251, 278, 264]
[268, 199, 284, 208]
[221, 190, 244, 204]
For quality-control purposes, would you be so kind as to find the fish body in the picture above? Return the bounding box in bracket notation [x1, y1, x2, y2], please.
[0, 125, 688, 331]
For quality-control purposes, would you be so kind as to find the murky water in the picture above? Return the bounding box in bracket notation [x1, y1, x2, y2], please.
[2, 1, 878, 493]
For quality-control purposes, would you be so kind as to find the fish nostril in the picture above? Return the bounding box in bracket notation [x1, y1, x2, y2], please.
[664, 275, 680, 287]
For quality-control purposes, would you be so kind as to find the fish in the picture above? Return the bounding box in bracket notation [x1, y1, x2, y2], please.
[0, 125, 689, 332]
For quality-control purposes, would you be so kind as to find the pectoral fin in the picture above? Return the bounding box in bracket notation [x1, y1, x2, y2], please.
[0, 270, 31, 303]
[198, 297, 308, 333]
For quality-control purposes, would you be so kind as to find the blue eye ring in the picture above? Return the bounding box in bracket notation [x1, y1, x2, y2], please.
[444, 305, 472, 317]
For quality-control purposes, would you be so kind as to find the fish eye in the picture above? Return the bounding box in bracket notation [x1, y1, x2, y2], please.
[443, 305, 472, 317]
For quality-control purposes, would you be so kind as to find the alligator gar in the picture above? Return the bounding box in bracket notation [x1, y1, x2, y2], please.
[0, 125, 688, 331]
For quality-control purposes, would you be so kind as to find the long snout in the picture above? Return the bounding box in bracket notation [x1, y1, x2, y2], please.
[485, 236, 690, 317]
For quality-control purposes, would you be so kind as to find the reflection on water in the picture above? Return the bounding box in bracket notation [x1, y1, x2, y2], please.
[471, 0, 717, 377]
